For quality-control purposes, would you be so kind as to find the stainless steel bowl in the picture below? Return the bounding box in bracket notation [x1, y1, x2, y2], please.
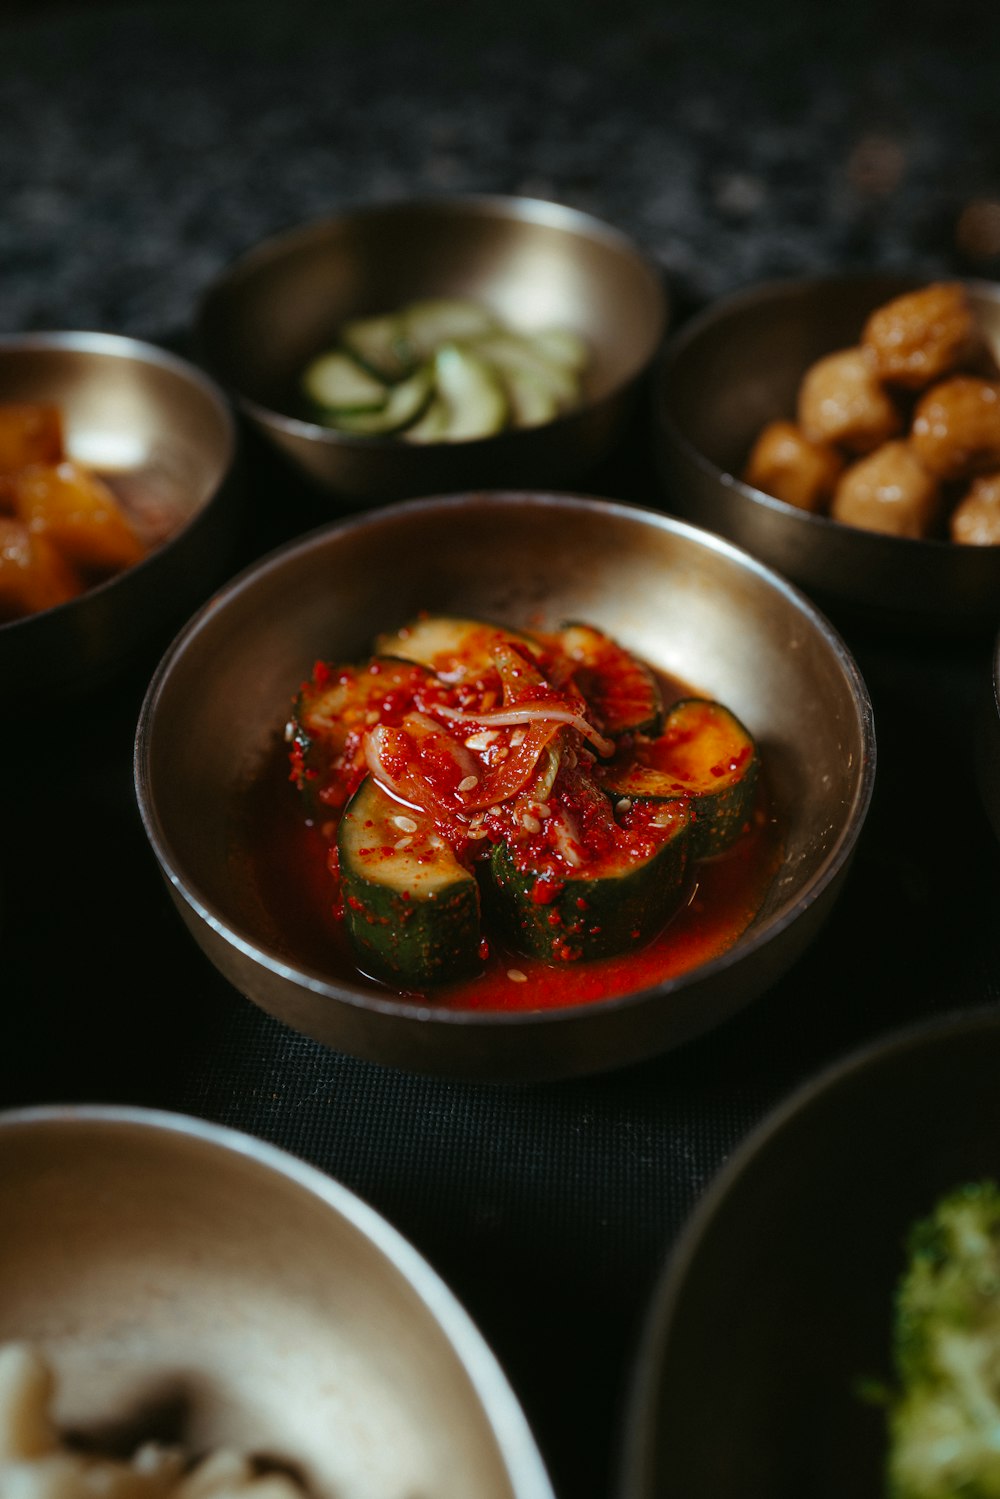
[196, 195, 668, 502]
[0, 332, 238, 705]
[653, 273, 1000, 637]
[134, 491, 875, 1082]
[620, 1005, 1000, 1499]
[0, 1104, 554, 1499]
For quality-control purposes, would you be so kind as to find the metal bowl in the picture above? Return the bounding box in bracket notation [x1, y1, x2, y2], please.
[619, 1005, 1000, 1499]
[134, 491, 875, 1082]
[0, 1104, 554, 1499]
[652, 273, 1000, 637]
[195, 195, 668, 502]
[0, 332, 238, 705]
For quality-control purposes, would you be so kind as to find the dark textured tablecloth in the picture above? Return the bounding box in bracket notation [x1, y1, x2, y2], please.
[2, 4, 1000, 1495]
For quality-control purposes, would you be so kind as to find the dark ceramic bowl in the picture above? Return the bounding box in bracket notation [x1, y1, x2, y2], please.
[0, 1103, 554, 1499]
[653, 273, 1000, 637]
[0, 331, 237, 705]
[620, 1005, 1000, 1499]
[134, 491, 875, 1082]
[196, 195, 668, 502]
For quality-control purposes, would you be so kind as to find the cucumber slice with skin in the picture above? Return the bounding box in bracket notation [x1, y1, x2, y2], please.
[340, 313, 414, 381]
[600, 698, 759, 858]
[464, 330, 581, 410]
[301, 350, 388, 414]
[499, 364, 560, 428]
[320, 364, 434, 436]
[530, 326, 589, 372]
[338, 776, 482, 987]
[401, 298, 499, 358]
[488, 797, 691, 963]
[557, 623, 663, 738]
[374, 615, 543, 683]
[431, 343, 508, 441]
[402, 395, 451, 444]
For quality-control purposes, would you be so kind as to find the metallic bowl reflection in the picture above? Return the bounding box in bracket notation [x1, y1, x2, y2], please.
[652, 273, 1000, 637]
[135, 491, 876, 1082]
[0, 1104, 555, 1499]
[196, 195, 668, 502]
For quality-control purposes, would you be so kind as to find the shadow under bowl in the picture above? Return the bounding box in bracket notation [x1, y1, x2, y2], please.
[0, 332, 238, 705]
[0, 1103, 554, 1499]
[134, 491, 875, 1082]
[620, 1004, 1000, 1499]
[652, 273, 1000, 638]
[196, 194, 668, 502]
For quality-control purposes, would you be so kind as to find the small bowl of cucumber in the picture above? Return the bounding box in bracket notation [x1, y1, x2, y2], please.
[195, 195, 668, 502]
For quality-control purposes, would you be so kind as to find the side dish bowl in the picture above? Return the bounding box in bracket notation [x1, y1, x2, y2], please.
[0, 331, 237, 705]
[619, 1005, 1000, 1499]
[0, 1104, 554, 1499]
[134, 491, 875, 1082]
[652, 273, 1000, 637]
[195, 195, 668, 502]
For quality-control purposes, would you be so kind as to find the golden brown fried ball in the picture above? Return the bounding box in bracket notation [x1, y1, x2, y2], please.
[910, 375, 1000, 480]
[797, 346, 902, 453]
[742, 419, 844, 512]
[862, 281, 982, 390]
[830, 440, 941, 539]
[949, 471, 1000, 545]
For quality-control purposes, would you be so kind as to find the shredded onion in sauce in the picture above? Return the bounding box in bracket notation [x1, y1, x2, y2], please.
[434, 702, 614, 758]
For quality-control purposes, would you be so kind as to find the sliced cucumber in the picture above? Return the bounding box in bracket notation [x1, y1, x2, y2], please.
[374, 615, 541, 683]
[338, 777, 482, 987]
[557, 623, 663, 738]
[499, 365, 560, 428]
[301, 350, 388, 414]
[600, 698, 759, 857]
[321, 364, 434, 436]
[401, 298, 499, 358]
[464, 330, 581, 409]
[487, 797, 691, 963]
[530, 326, 589, 372]
[340, 313, 413, 381]
[401, 396, 452, 444]
[431, 344, 508, 441]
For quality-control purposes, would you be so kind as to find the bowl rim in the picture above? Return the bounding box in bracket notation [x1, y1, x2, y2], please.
[652, 269, 1000, 557]
[617, 1000, 1000, 1499]
[0, 328, 238, 635]
[0, 1100, 556, 1499]
[134, 489, 877, 1034]
[195, 191, 670, 450]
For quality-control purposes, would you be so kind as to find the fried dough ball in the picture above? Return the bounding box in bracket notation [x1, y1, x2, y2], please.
[0, 516, 82, 621]
[742, 419, 844, 512]
[910, 375, 1000, 480]
[11, 460, 146, 575]
[950, 471, 1000, 545]
[0, 403, 64, 474]
[797, 346, 902, 453]
[830, 440, 942, 539]
[862, 281, 983, 390]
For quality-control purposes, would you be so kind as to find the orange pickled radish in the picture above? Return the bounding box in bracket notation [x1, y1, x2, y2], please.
[0, 517, 82, 621]
[0, 403, 65, 473]
[12, 460, 145, 575]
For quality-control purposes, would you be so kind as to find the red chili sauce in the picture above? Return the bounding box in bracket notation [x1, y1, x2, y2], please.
[244, 649, 784, 1015]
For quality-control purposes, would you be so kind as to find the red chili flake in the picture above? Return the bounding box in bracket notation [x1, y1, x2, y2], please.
[547, 910, 563, 927]
[478, 936, 491, 960]
[313, 660, 333, 687]
[531, 877, 565, 905]
[575, 896, 589, 911]
[346, 895, 366, 911]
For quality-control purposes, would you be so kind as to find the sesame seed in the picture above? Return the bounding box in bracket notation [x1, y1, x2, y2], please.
[465, 730, 498, 750]
[392, 815, 418, 833]
[507, 969, 528, 983]
[510, 729, 526, 746]
[535, 802, 551, 817]
[284, 720, 295, 742]
[521, 813, 542, 833]
[458, 774, 479, 793]
[394, 836, 413, 850]
[616, 798, 633, 815]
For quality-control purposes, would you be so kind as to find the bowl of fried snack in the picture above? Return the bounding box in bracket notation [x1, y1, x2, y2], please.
[652, 274, 1000, 636]
[0, 1103, 555, 1499]
[196, 194, 668, 502]
[0, 331, 237, 706]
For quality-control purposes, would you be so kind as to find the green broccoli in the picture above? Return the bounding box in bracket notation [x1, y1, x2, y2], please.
[886, 1179, 1000, 1497]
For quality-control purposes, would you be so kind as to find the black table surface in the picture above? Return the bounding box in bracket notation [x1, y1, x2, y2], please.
[3, 3, 1000, 1497]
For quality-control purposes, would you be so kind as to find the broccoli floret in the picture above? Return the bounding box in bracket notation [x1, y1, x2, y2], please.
[887, 1180, 1000, 1497]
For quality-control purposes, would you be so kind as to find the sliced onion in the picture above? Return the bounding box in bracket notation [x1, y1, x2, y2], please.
[435, 701, 614, 758]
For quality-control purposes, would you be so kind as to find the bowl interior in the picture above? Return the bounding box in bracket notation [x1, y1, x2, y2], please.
[136, 492, 873, 1074]
[622, 1007, 1000, 1499]
[0, 1108, 548, 1499]
[653, 275, 1000, 633]
[198, 197, 666, 424]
